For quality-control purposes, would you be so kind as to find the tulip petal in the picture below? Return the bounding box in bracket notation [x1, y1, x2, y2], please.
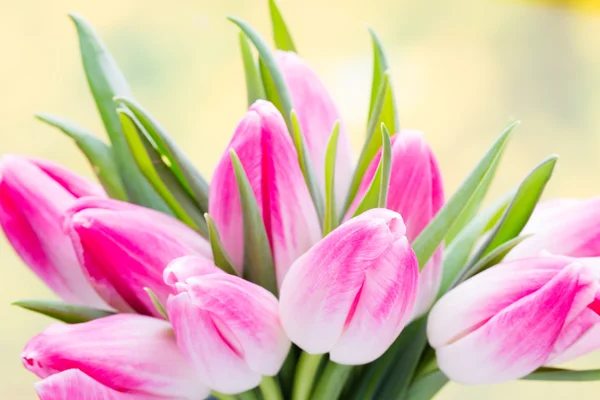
[0, 155, 106, 307]
[23, 314, 207, 399]
[30, 158, 106, 198]
[35, 369, 147, 400]
[276, 51, 354, 211]
[163, 255, 223, 289]
[547, 308, 600, 365]
[279, 209, 418, 363]
[433, 262, 598, 384]
[209, 100, 321, 285]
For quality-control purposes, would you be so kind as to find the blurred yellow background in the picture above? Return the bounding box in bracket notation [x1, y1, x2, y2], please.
[1, 0, 599, 398]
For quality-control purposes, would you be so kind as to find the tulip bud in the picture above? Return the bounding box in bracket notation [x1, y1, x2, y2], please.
[166, 255, 291, 394]
[0, 155, 107, 307]
[346, 131, 444, 317]
[65, 197, 212, 317]
[505, 197, 600, 261]
[22, 314, 208, 399]
[276, 51, 355, 211]
[427, 255, 600, 384]
[209, 100, 321, 286]
[279, 208, 419, 365]
[35, 369, 147, 400]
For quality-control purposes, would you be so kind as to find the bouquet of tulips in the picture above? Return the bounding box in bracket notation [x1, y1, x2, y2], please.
[3, 1, 600, 399]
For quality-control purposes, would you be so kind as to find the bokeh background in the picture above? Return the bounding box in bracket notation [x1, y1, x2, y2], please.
[1, 0, 599, 398]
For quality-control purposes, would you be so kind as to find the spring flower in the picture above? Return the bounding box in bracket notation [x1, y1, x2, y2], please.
[166, 255, 291, 394]
[427, 255, 600, 384]
[279, 208, 419, 365]
[0, 155, 107, 307]
[346, 131, 444, 317]
[276, 50, 355, 211]
[22, 314, 208, 399]
[209, 100, 321, 286]
[65, 197, 212, 317]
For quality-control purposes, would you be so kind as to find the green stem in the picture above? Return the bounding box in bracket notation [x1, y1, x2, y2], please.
[238, 389, 261, 400]
[210, 391, 237, 400]
[311, 360, 353, 400]
[260, 375, 284, 400]
[292, 352, 324, 400]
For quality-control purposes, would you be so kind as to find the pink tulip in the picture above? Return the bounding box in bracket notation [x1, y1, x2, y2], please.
[505, 197, 600, 261]
[35, 369, 154, 400]
[22, 314, 208, 399]
[209, 100, 321, 286]
[65, 197, 212, 317]
[276, 51, 354, 211]
[279, 208, 419, 365]
[427, 255, 600, 384]
[346, 131, 444, 317]
[166, 255, 291, 394]
[0, 155, 107, 307]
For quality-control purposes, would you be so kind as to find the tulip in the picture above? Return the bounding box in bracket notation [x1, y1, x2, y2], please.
[35, 369, 149, 400]
[427, 255, 600, 384]
[166, 255, 291, 394]
[22, 314, 208, 399]
[276, 50, 354, 211]
[505, 197, 600, 261]
[65, 197, 212, 317]
[346, 131, 444, 317]
[209, 100, 321, 286]
[0, 155, 107, 307]
[279, 208, 419, 365]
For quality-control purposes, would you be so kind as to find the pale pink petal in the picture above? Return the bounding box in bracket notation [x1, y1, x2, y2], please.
[0, 155, 106, 307]
[35, 369, 151, 400]
[279, 209, 418, 363]
[276, 50, 354, 210]
[330, 237, 418, 364]
[23, 314, 207, 399]
[167, 292, 262, 394]
[547, 308, 600, 365]
[433, 263, 598, 384]
[30, 158, 106, 198]
[506, 197, 600, 260]
[209, 100, 321, 285]
[163, 255, 223, 289]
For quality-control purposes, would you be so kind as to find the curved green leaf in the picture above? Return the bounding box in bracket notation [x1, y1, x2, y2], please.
[367, 27, 396, 128]
[268, 0, 297, 52]
[323, 122, 340, 235]
[69, 13, 167, 212]
[143, 287, 168, 319]
[239, 33, 266, 107]
[230, 149, 278, 295]
[461, 235, 532, 281]
[12, 299, 114, 324]
[118, 109, 208, 236]
[35, 113, 127, 200]
[114, 97, 209, 213]
[524, 367, 600, 381]
[205, 213, 239, 276]
[406, 370, 448, 400]
[411, 121, 519, 270]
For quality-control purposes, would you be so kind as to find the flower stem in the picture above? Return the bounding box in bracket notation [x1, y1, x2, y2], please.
[292, 352, 324, 400]
[311, 360, 353, 400]
[260, 375, 284, 400]
[210, 391, 237, 400]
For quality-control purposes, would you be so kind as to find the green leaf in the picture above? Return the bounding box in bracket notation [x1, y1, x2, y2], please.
[35, 113, 127, 200]
[114, 97, 210, 213]
[406, 370, 448, 400]
[118, 109, 208, 237]
[230, 149, 278, 295]
[323, 122, 340, 236]
[268, 0, 297, 52]
[438, 191, 512, 296]
[228, 17, 294, 129]
[352, 124, 392, 217]
[483, 155, 558, 255]
[239, 33, 266, 107]
[460, 235, 532, 281]
[291, 111, 325, 223]
[69, 13, 168, 212]
[143, 287, 168, 319]
[411, 121, 519, 270]
[12, 299, 114, 324]
[312, 361, 354, 400]
[205, 213, 239, 276]
[367, 28, 396, 128]
[524, 367, 600, 381]
[259, 58, 284, 113]
[344, 74, 396, 212]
